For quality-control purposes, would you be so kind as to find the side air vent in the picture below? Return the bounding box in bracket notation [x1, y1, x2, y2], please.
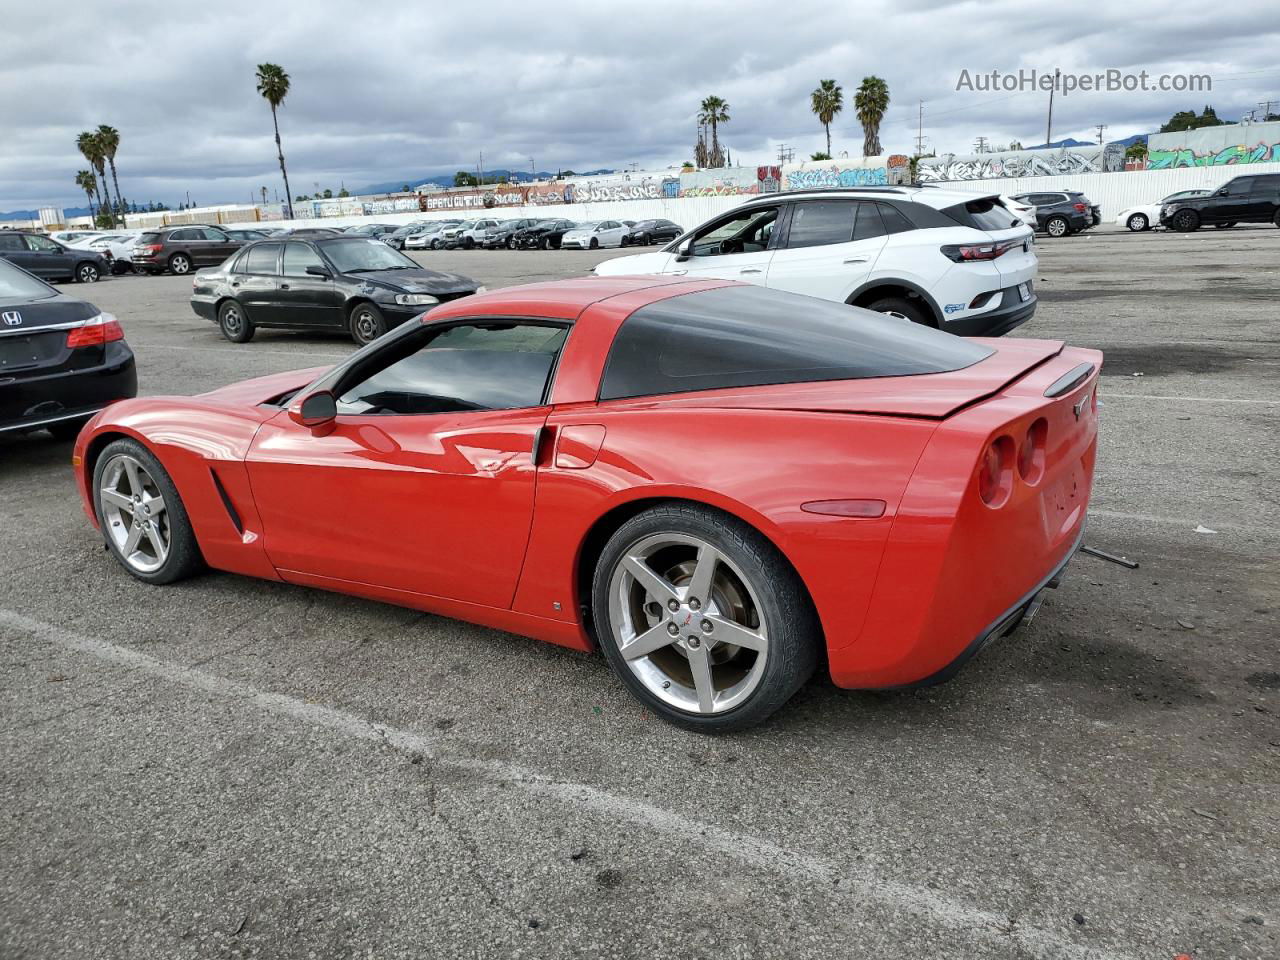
[209, 468, 244, 534]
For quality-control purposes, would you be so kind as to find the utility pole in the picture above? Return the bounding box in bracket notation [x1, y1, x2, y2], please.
[478, 151, 484, 187]
[1259, 99, 1276, 120]
[1045, 68, 1060, 146]
[914, 100, 927, 156]
[1095, 123, 1107, 145]
[973, 136, 989, 153]
[776, 143, 795, 166]
[530, 157, 535, 179]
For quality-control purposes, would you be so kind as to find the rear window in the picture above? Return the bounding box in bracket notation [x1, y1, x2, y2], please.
[943, 197, 1023, 231]
[599, 286, 993, 401]
[138, 232, 161, 243]
[0, 257, 57, 299]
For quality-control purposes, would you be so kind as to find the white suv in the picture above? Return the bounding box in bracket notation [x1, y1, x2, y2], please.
[593, 186, 1038, 336]
[441, 219, 500, 249]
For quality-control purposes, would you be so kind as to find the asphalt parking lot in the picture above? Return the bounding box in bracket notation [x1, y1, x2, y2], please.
[2, 229, 1277, 959]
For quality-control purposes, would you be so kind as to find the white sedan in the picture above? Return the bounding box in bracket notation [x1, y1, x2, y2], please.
[559, 220, 629, 249]
[1116, 190, 1211, 231]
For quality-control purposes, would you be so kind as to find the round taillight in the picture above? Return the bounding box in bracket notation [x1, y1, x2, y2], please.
[978, 436, 1015, 507]
[1018, 418, 1048, 485]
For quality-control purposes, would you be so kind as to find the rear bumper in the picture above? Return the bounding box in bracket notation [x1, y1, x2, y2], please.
[0, 343, 137, 434]
[191, 295, 217, 321]
[941, 284, 1036, 337]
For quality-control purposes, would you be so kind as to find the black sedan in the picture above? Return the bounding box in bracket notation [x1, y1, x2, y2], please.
[514, 219, 578, 250]
[622, 219, 683, 247]
[481, 218, 544, 249]
[0, 258, 136, 440]
[190, 236, 484, 346]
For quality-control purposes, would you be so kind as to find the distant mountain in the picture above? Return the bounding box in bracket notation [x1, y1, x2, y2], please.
[1, 205, 93, 220]
[353, 168, 617, 194]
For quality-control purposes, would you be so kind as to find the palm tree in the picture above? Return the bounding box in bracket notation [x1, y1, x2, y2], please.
[97, 125, 124, 224]
[810, 79, 843, 157]
[698, 95, 730, 167]
[855, 76, 890, 157]
[75, 170, 98, 222]
[76, 131, 111, 223]
[255, 63, 294, 220]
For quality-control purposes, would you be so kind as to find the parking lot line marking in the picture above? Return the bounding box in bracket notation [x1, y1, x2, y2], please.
[0, 607, 1134, 960]
[1102, 393, 1280, 404]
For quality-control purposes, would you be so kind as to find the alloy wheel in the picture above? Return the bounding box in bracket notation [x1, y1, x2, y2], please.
[99, 454, 171, 574]
[607, 532, 769, 715]
[1046, 218, 1068, 237]
[170, 254, 191, 274]
[77, 264, 100, 282]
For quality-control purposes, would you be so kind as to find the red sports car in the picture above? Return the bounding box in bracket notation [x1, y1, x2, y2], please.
[72, 277, 1100, 731]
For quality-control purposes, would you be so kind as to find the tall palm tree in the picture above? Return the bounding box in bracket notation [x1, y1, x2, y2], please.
[855, 76, 890, 157]
[76, 131, 111, 223]
[810, 79, 843, 157]
[255, 63, 294, 220]
[75, 170, 98, 222]
[698, 95, 730, 167]
[97, 125, 124, 224]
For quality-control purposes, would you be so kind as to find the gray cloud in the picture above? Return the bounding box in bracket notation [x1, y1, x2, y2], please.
[2, 0, 1278, 211]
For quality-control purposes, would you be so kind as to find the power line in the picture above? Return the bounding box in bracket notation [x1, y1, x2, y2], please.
[1095, 123, 1107, 145]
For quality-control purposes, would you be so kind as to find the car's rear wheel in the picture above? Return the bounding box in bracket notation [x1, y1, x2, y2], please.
[1126, 213, 1148, 231]
[865, 295, 932, 327]
[93, 438, 204, 585]
[168, 253, 192, 274]
[592, 504, 818, 732]
[540, 237, 551, 250]
[1044, 216, 1070, 238]
[1173, 210, 1201, 232]
[218, 300, 254, 343]
[350, 302, 386, 346]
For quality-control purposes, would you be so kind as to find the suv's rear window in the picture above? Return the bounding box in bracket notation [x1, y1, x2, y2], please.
[942, 197, 1023, 231]
[599, 286, 992, 401]
[138, 232, 161, 243]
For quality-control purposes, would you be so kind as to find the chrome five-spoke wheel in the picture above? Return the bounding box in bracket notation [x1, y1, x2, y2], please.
[99, 454, 171, 574]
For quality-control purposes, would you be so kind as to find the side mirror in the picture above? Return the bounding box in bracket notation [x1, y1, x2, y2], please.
[305, 265, 331, 279]
[289, 390, 337, 431]
[675, 238, 695, 262]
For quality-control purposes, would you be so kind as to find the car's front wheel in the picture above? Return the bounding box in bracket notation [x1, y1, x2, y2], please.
[592, 503, 819, 732]
[218, 300, 254, 343]
[1173, 209, 1201, 232]
[1044, 216, 1070, 238]
[1126, 213, 1148, 231]
[350, 302, 387, 346]
[93, 438, 204, 585]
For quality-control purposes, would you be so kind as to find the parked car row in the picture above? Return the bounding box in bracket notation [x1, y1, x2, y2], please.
[1008, 190, 1101, 237]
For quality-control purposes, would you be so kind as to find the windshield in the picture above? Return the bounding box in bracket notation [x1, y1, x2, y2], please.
[573, 222, 599, 231]
[319, 238, 419, 272]
[0, 258, 58, 300]
[497, 220, 521, 229]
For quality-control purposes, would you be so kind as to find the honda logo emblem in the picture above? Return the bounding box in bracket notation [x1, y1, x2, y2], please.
[1, 311, 21, 326]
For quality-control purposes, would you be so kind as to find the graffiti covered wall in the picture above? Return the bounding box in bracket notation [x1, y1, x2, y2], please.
[918, 144, 1124, 182]
[781, 156, 898, 190]
[1147, 120, 1280, 169]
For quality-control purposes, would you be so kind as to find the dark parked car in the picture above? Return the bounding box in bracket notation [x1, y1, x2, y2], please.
[0, 257, 136, 440]
[224, 229, 272, 242]
[0, 232, 110, 283]
[131, 225, 245, 275]
[276, 227, 344, 238]
[622, 219, 682, 247]
[515, 219, 578, 250]
[1160, 174, 1280, 231]
[381, 222, 432, 250]
[190, 236, 484, 346]
[1010, 191, 1100, 237]
[481, 219, 544, 249]
[343, 223, 400, 239]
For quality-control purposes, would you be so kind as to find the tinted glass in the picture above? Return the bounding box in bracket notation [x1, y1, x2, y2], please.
[853, 203, 887, 241]
[786, 201, 857, 247]
[691, 206, 778, 256]
[25, 235, 60, 252]
[1225, 178, 1254, 195]
[877, 202, 915, 234]
[202, 228, 228, 241]
[600, 286, 992, 401]
[337, 322, 569, 416]
[0, 234, 24, 251]
[0, 257, 57, 298]
[283, 242, 325, 276]
[245, 243, 281, 275]
[943, 197, 1022, 230]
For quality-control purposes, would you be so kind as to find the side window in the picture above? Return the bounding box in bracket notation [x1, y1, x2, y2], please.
[692, 206, 779, 257]
[25, 235, 60, 252]
[203, 228, 229, 241]
[283, 242, 325, 277]
[229, 250, 250, 274]
[1225, 178, 1254, 195]
[168, 229, 193, 241]
[0, 234, 24, 251]
[336, 322, 570, 416]
[853, 202, 887, 241]
[786, 201, 857, 248]
[877, 202, 916, 234]
[244, 242, 282, 275]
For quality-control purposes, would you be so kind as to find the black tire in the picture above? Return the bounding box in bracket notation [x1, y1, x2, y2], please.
[75, 262, 101, 283]
[463, 237, 474, 249]
[506, 236, 515, 250]
[1044, 216, 1070, 238]
[1213, 222, 1236, 229]
[592, 503, 819, 733]
[1126, 214, 1149, 232]
[1172, 209, 1200, 232]
[865, 295, 933, 327]
[168, 252, 192, 275]
[92, 437, 204, 586]
[349, 302, 387, 346]
[1274, 211, 1280, 228]
[430, 238, 442, 250]
[541, 237, 551, 250]
[589, 237, 599, 249]
[46, 417, 91, 442]
[218, 299, 254, 343]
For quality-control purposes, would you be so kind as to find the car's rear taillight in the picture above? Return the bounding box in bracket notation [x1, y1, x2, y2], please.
[977, 436, 1015, 507]
[1017, 418, 1048, 485]
[941, 240, 1019, 263]
[66, 313, 124, 349]
[1073, 203, 1087, 213]
[140, 243, 163, 254]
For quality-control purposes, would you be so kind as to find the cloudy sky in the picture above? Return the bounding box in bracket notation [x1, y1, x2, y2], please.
[3, 0, 1279, 213]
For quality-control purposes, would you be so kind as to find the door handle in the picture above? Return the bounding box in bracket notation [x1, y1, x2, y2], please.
[280, 283, 290, 290]
[668, 270, 687, 276]
[739, 268, 763, 274]
[843, 257, 869, 264]
[532, 424, 553, 465]
[231, 281, 241, 288]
